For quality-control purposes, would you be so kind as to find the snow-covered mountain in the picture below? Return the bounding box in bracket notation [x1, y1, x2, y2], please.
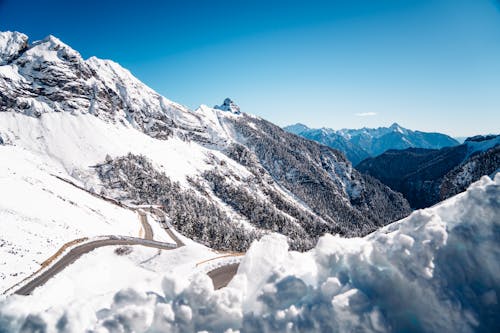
[0, 29, 410, 268]
[1, 31, 499, 333]
[284, 122, 459, 165]
[356, 135, 500, 208]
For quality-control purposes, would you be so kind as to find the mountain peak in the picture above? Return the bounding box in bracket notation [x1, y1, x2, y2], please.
[42, 34, 63, 44]
[26, 34, 82, 63]
[214, 97, 241, 114]
[283, 123, 310, 134]
[388, 122, 406, 134]
[0, 31, 29, 65]
[37, 34, 76, 52]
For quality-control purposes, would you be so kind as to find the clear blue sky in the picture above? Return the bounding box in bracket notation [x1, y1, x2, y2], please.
[1, 0, 499, 136]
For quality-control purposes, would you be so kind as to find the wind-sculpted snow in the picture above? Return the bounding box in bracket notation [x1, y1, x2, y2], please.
[1, 175, 498, 332]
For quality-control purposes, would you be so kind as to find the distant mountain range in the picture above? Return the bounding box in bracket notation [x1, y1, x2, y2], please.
[284, 123, 459, 165]
[356, 135, 500, 208]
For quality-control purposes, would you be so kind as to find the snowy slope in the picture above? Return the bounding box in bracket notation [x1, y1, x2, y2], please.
[0, 147, 140, 291]
[1, 174, 498, 332]
[0, 111, 216, 185]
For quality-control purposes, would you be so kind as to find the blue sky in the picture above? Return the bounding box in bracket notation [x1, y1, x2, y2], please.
[1, 0, 499, 136]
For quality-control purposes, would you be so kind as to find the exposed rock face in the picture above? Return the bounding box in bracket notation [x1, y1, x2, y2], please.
[357, 136, 500, 208]
[214, 97, 241, 114]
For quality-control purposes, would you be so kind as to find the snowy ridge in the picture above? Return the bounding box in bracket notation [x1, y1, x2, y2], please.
[0, 31, 210, 142]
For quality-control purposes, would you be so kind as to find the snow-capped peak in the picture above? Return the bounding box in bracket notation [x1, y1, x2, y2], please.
[389, 122, 406, 134]
[0, 31, 28, 65]
[25, 34, 82, 63]
[37, 34, 69, 48]
[214, 97, 241, 114]
[283, 123, 311, 135]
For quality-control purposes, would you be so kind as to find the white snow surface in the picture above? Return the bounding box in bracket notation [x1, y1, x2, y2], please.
[0, 147, 140, 292]
[0, 112, 217, 186]
[1, 175, 498, 332]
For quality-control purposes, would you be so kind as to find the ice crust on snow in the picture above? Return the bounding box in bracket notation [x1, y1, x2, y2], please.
[1, 175, 498, 332]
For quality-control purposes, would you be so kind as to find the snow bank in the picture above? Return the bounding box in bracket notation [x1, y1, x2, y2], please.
[1, 175, 499, 332]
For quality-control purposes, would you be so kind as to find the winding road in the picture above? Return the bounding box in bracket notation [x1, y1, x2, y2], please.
[6, 176, 239, 296]
[9, 206, 237, 295]
[137, 210, 154, 240]
[14, 237, 177, 296]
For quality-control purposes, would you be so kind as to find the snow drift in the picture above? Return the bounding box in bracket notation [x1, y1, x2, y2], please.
[1, 175, 498, 332]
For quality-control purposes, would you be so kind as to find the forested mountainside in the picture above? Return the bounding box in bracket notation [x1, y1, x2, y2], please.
[356, 135, 500, 208]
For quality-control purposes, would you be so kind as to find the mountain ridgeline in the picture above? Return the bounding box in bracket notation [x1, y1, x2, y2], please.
[285, 123, 459, 165]
[356, 135, 500, 208]
[0, 31, 412, 251]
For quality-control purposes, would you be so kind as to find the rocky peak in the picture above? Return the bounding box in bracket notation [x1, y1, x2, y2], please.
[283, 123, 310, 135]
[389, 122, 401, 130]
[0, 31, 29, 65]
[24, 34, 82, 64]
[388, 122, 406, 134]
[214, 98, 241, 114]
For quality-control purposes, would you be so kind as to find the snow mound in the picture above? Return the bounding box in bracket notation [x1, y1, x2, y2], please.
[1, 175, 499, 332]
